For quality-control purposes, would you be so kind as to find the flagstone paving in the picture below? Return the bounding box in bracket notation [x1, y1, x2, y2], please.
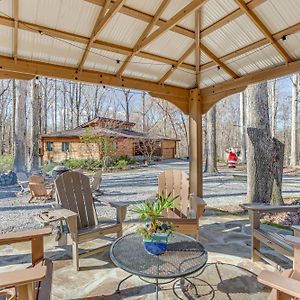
[0, 209, 293, 299]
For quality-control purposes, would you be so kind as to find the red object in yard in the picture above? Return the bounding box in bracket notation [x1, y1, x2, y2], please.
[227, 150, 238, 168]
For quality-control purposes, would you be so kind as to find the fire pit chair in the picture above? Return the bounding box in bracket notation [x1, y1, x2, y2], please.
[28, 175, 54, 203]
[158, 170, 206, 240]
[0, 227, 52, 300]
[54, 171, 127, 271]
[258, 235, 300, 300]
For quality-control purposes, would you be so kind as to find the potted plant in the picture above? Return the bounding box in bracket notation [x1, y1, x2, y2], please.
[130, 193, 177, 255]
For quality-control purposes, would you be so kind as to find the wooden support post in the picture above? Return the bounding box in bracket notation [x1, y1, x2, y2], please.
[189, 88, 203, 202]
[249, 210, 261, 262]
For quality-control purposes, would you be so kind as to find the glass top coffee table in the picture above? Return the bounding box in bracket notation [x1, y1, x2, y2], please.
[110, 233, 208, 299]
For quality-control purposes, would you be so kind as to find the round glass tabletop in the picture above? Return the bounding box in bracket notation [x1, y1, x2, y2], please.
[110, 233, 207, 279]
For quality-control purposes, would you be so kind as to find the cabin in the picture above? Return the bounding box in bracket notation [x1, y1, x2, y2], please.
[40, 117, 179, 163]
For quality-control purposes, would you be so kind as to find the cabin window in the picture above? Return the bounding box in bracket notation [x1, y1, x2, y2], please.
[62, 142, 70, 152]
[46, 142, 53, 151]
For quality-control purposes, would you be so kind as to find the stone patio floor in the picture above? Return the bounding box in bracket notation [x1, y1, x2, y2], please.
[0, 209, 293, 299]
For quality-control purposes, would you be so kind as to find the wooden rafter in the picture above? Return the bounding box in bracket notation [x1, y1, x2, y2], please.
[135, 0, 208, 51]
[201, 22, 300, 71]
[0, 70, 34, 80]
[234, 0, 292, 63]
[200, 44, 239, 78]
[201, 0, 267, 37]
[158, 44, 194, 85]
[0, 55, 189, 99]
[201, 58, 300, 97]
[116, 0, 171, 77]
[195, 9, 201, 87]
[78, 0, 125, 70]
[85, 0, 266, 40]
[0, 15, 194, 72]
[13, 0, 19, 62]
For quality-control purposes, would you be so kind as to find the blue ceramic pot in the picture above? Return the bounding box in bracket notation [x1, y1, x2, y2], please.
[143, 233, 169, 255]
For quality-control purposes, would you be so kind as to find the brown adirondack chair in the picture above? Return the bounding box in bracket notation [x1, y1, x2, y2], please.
[158, 170, 206, 239]
[29, 176, 53, 203]
[55, 171, 127, 270]
[258, 235, 300, 299]
[0, 227, 53, 300]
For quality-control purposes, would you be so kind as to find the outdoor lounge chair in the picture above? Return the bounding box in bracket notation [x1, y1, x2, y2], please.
[29, 175, 53, 203]
[258, 235, 300, 300]
[55, 171, 127, 270]
[16, 172, 30, 194]
[158, 170, 206, 239]
[0, 227, 53, 300]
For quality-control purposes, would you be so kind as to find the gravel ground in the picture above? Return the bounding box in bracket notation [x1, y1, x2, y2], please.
[1, 160, 300, 233]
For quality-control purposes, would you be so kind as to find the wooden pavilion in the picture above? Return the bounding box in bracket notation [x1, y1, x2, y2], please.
[1, 0, 300, 209]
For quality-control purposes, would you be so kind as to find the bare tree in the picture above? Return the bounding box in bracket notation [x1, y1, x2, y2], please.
[31, 78, 41, 171]
[270, 80, 278, 137]
[120, 89, 134, 122]
[14, 80, 28, 172]
[290, 74, 298, 166]
[205, 106, 217, 173]
[239, 91, 246, 163]
[246, 82, 284, 205]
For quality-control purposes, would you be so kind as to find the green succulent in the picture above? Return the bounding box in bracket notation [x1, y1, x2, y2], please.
[130, 193, 178, 239]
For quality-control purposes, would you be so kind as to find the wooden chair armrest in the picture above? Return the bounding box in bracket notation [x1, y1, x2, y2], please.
[0, 266, 47, 288]
[241, 203, 300, 213]
[109, 201, 129, 208]
[0, 228, 52, 245]
[285, 235, 300, 246]
[194, 197, 206, 207]
[258, 270, 300, 298]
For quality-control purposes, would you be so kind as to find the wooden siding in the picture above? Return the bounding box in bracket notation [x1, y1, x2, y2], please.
[41, 138, 134, 163]
[161, 140, 176, 160]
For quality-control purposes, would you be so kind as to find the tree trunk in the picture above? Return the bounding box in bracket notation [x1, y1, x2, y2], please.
[290, 74, 298, 166]
[247, 82, 284, 204]
[271, 138, 284, 205]
[247, 83, 273, 204]
[14, 80, 28, 172]
[270, 80, 277, 137]
[31, 78, 41, 171]
[205, 105, 217, 173]
[239, 91, 246, 163]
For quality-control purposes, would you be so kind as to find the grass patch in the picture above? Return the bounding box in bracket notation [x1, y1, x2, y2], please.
[0, 155, 13, 172]
[260, 220, 291, 231]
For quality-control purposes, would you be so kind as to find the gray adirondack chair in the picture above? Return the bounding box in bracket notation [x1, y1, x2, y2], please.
[55, 171, 127, 270]
[158, 170, 206, 239]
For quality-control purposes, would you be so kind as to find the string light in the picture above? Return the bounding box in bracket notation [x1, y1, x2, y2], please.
[0, 10, 295, 82]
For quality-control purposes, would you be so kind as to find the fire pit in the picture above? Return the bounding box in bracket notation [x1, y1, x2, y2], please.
[0, 171, 17, 186]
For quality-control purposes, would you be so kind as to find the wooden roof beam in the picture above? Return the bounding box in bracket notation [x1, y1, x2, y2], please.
[201, 59, 300, 97]
[78, 0, 125, 70]
[201, 22, 300, 71]
[13, 0, 19, 62]
[0, 15, 195, 72]
[0, 70, 34, 80]
[0, 55, 189, 99]
[234, 0, 292, 63]
[136, 0, 208, 51]
[200, 44, 239, 78]
[195, 9, 201, 87]
[85, 0, 266, 40]
[158, 44, 195, 85]
[116, 0, 171, 77]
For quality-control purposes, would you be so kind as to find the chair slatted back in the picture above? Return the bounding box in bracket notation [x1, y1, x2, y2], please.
[29, 175, 44, 184]
[29, 183, 48, 197]
[158, 170, 190, 219]
[55, 171, 97, 229]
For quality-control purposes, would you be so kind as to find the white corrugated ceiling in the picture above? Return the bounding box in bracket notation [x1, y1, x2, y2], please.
[0, 0, 299, 90]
